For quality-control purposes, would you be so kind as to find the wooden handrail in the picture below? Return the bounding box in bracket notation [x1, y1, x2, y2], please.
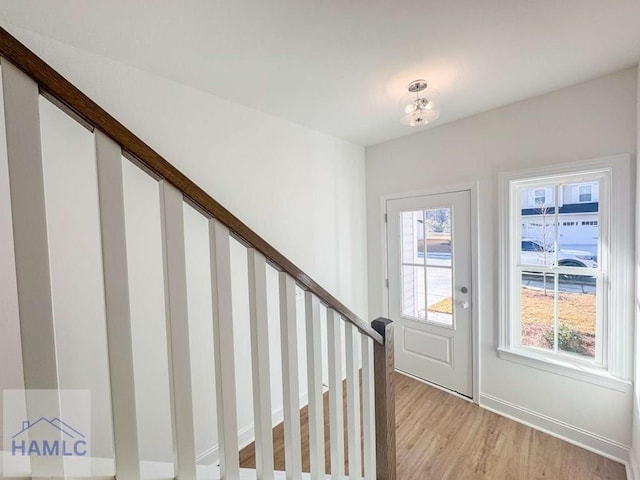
[0, 25, 382, 345]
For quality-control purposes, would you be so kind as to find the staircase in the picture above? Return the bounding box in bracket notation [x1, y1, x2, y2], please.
[0, 27, 395, 480]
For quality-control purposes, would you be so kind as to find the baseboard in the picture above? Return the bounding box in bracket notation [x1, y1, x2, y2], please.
[479, 393, 631, 464]
[196, 392, 309, 465]
[195, 422, 258, 465]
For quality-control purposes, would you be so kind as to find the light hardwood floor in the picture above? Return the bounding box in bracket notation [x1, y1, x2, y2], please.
[239, 372, 626, 479]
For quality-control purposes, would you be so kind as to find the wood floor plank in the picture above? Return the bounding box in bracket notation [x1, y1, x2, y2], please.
[239, 372, 626, 480]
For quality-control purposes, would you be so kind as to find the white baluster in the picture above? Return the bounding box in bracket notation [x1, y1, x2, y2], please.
[248, 249, 274, 480]
[209, 220, 240, 479]
[95, 131, 141, 479]
[160, 180, 196, 479]
[361, 335, 376, 480]
[345, 323, 361, 479]
[2, 59, 63, 478]
[327, 309, 345, 480]
[279, 273, 302, 479]
[305, 292, 325, 479]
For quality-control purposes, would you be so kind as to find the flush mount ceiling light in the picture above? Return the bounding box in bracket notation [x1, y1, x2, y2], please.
[399, 79, 440, 127]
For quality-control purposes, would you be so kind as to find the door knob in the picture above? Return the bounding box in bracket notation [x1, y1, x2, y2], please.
[458, 301, 470, 310]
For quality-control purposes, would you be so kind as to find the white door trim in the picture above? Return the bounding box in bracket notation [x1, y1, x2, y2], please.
[380, 182, 480, 403]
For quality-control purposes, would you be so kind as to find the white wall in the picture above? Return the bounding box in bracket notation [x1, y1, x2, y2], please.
[366, 67, 637, 462]
[6, 25, 368, 318]
[632, 63, 640, 479]
[39, 97, 116, 462]
[0, 25, 366, 463]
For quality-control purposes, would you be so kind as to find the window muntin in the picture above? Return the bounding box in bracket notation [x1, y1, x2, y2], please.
[510, 172, 606, 365]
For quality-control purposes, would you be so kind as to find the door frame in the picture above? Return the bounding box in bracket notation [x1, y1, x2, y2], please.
[380, 182, 481, 403]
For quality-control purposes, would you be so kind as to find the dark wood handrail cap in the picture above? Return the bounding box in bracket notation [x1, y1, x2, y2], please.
[371, 317, 393, 340]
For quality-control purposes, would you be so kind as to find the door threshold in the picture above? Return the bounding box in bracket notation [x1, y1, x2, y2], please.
[396, 369, 475, 404]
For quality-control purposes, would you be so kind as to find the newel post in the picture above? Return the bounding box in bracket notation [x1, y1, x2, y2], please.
[372, 318, 396, 480]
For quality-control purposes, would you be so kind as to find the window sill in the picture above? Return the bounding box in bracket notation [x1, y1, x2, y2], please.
[497, 347, 631, 393]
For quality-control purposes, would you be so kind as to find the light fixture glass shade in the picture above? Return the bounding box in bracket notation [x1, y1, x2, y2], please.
[400, 108, 440, 127]
[399, 83, 440, 127]
[399, 88, 439, 112]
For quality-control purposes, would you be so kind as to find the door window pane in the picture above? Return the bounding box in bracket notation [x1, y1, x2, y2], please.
[425, 208, 452, 267]
[401, 211, 424, 264]
[426, 267, 453, 326]
[401, 265, 426, 319]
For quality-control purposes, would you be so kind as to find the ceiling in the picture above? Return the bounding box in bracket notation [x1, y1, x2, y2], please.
[1, 1, 639, 146]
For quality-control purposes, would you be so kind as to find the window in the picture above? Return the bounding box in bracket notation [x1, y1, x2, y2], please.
[499, 156, 632, 385]
[400, 208, 453, 327]
[521, 240, 543, 252]
[533, 188, 546, 205]
[578, 184, 593, 202]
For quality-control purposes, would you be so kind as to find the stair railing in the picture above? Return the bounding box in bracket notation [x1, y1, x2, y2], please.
[0, 25, 395, 480]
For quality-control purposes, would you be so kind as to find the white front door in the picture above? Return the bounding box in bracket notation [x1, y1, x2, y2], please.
[386, 190, 473, 397]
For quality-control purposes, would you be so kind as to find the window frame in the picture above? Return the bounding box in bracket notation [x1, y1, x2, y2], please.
[498, 155, 633, 389]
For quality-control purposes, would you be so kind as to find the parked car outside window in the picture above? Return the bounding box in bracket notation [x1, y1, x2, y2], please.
[520, 238, 597, 268]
